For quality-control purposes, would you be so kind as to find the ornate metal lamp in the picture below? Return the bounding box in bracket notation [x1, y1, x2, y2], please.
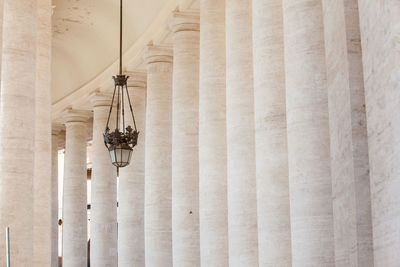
[104, 0, 138, 168]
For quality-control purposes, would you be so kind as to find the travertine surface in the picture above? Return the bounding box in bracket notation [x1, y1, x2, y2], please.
[169, 11, 200, 267]
[51, 129, 61, 267]
[358, 1, 400, 266]
[62, 110, 89, 267]
[33, 0, 52, 266]
[199, 0, 229, 266]
[143, 45, 173, 267]
[0, 0, 37, 266]
[90, 93, 117, 267]
[226, 0, 259, 266]
[282, 0, 334, 265]
[322, 0, 373, 266]
[118, 71, 147, 267]
[252, 0, 292, 265]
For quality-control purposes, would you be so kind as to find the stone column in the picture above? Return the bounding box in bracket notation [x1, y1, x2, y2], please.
[358, 1, 400, 266]
[226, 0, 259, 266]
[282, 0, 334, 265]
[62, 109, 90, 267]
[199, 1, 229, 266]
[33, 0, 52, 266]
[118, 71, 147, 267]
[90, 93, 117, 267]
[169, 11, 200, 267]
[322, 0, 374, 266]
[51, 127, 62, 267]
[0, 0, 37, 266]
[252, 0, 292, 265]
[143, 45, 173, 267]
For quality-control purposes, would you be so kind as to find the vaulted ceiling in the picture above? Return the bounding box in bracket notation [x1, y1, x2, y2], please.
[51, 0, 169, 103]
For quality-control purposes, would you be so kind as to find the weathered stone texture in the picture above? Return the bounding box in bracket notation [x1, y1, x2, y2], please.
[226, 0, 259, 266]
[358, 1, 400, 266]
[253, 0, 292, 265]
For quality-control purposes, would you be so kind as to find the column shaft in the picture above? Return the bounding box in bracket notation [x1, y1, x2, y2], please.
[358, 1, 400, 266]
[90, 93, 117, 267]
[0, 0, 37, 266]
[144, 46, 173, 267]
[252, 0, 292, 265]
[322, 0, 373, 265]
[62, 111, 89, 267]
[118, 71, 147, 267]
[33, 0, 52, 265]
[169, 12, 200, 267]
[51, 130, 60, 267]
[283, 0, 334, 265]
[199, 0, 229, 266]
[226, 0, 259, 266]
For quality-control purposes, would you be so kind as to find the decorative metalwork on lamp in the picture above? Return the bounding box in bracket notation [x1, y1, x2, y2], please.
[103, 0, 139, 168]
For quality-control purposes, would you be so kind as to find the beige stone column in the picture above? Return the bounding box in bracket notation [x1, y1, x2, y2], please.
[226, 0, 259, 266]
[169, 11, 200, 267]
[143, 45, 173, 267]
[51, 127, 61, 267]
[252, 0, 292, 265]
[199, 0, 229, 266]
[358, 1, 400, 266]
[33, 0, 52, 266]
[282, 0, 334, 265]
[62, 109, 89, 267]
[322, 0, 374, 266]
[0, 0, 37, 266]
[90, 93, 117, 267]
[118, 71, 147, 267]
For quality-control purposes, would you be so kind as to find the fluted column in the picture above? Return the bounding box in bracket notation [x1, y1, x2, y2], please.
[118, 71, 147, 267]
[168, 11, 200, 267]
[226, 0, 259, 266]
[322, 0, 373, 266]
[143, 45, 173, 267]
[199, 0, 229, 266]
[358, 1, 400, 266]
[62, 109, 90, 267]
[33, 0, 52, 266]
[51, 127, 61, 267]
[90, 93, 117, 267]
[0, 0, 37, 266]
[252, 0, 292, 265]
[283, 0, 334, 265]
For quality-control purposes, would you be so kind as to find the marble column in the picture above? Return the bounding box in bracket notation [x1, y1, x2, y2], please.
[226, 0, 259, 266]
[358, 1, 400, 266]
[199, 0, 229, 266]
[283, 0, 334, 265]
[322, 0, 373, 266]
[62, 109, 90, 267]
[118, 71, 147, 267]
[33, 0, 52, 266]
[143, 45, 173, 267]
[169, 11, 200, 267]
[51, 127, 61, 267]
[252, 0, 292, 265]
[90, 93, 117, 267]
[0, 0, 37, 266]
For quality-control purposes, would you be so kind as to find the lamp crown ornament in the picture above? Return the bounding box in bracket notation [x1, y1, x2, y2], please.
[103, 0, 139, 168]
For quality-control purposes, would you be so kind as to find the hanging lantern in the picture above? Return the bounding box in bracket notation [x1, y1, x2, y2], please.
[103, 0, 138, 168]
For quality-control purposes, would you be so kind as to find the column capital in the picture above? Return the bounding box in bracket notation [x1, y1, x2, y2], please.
[125, 70, 147, 88]
[89, 92, 113, 108]
[142, 45, 173, 65]
[52, 124, 65, 135]
[62, 108, 91, 125]
[169, 11, 200, 33]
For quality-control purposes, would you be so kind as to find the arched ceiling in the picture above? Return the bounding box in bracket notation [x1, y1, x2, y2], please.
[51, 0, 169, 103]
